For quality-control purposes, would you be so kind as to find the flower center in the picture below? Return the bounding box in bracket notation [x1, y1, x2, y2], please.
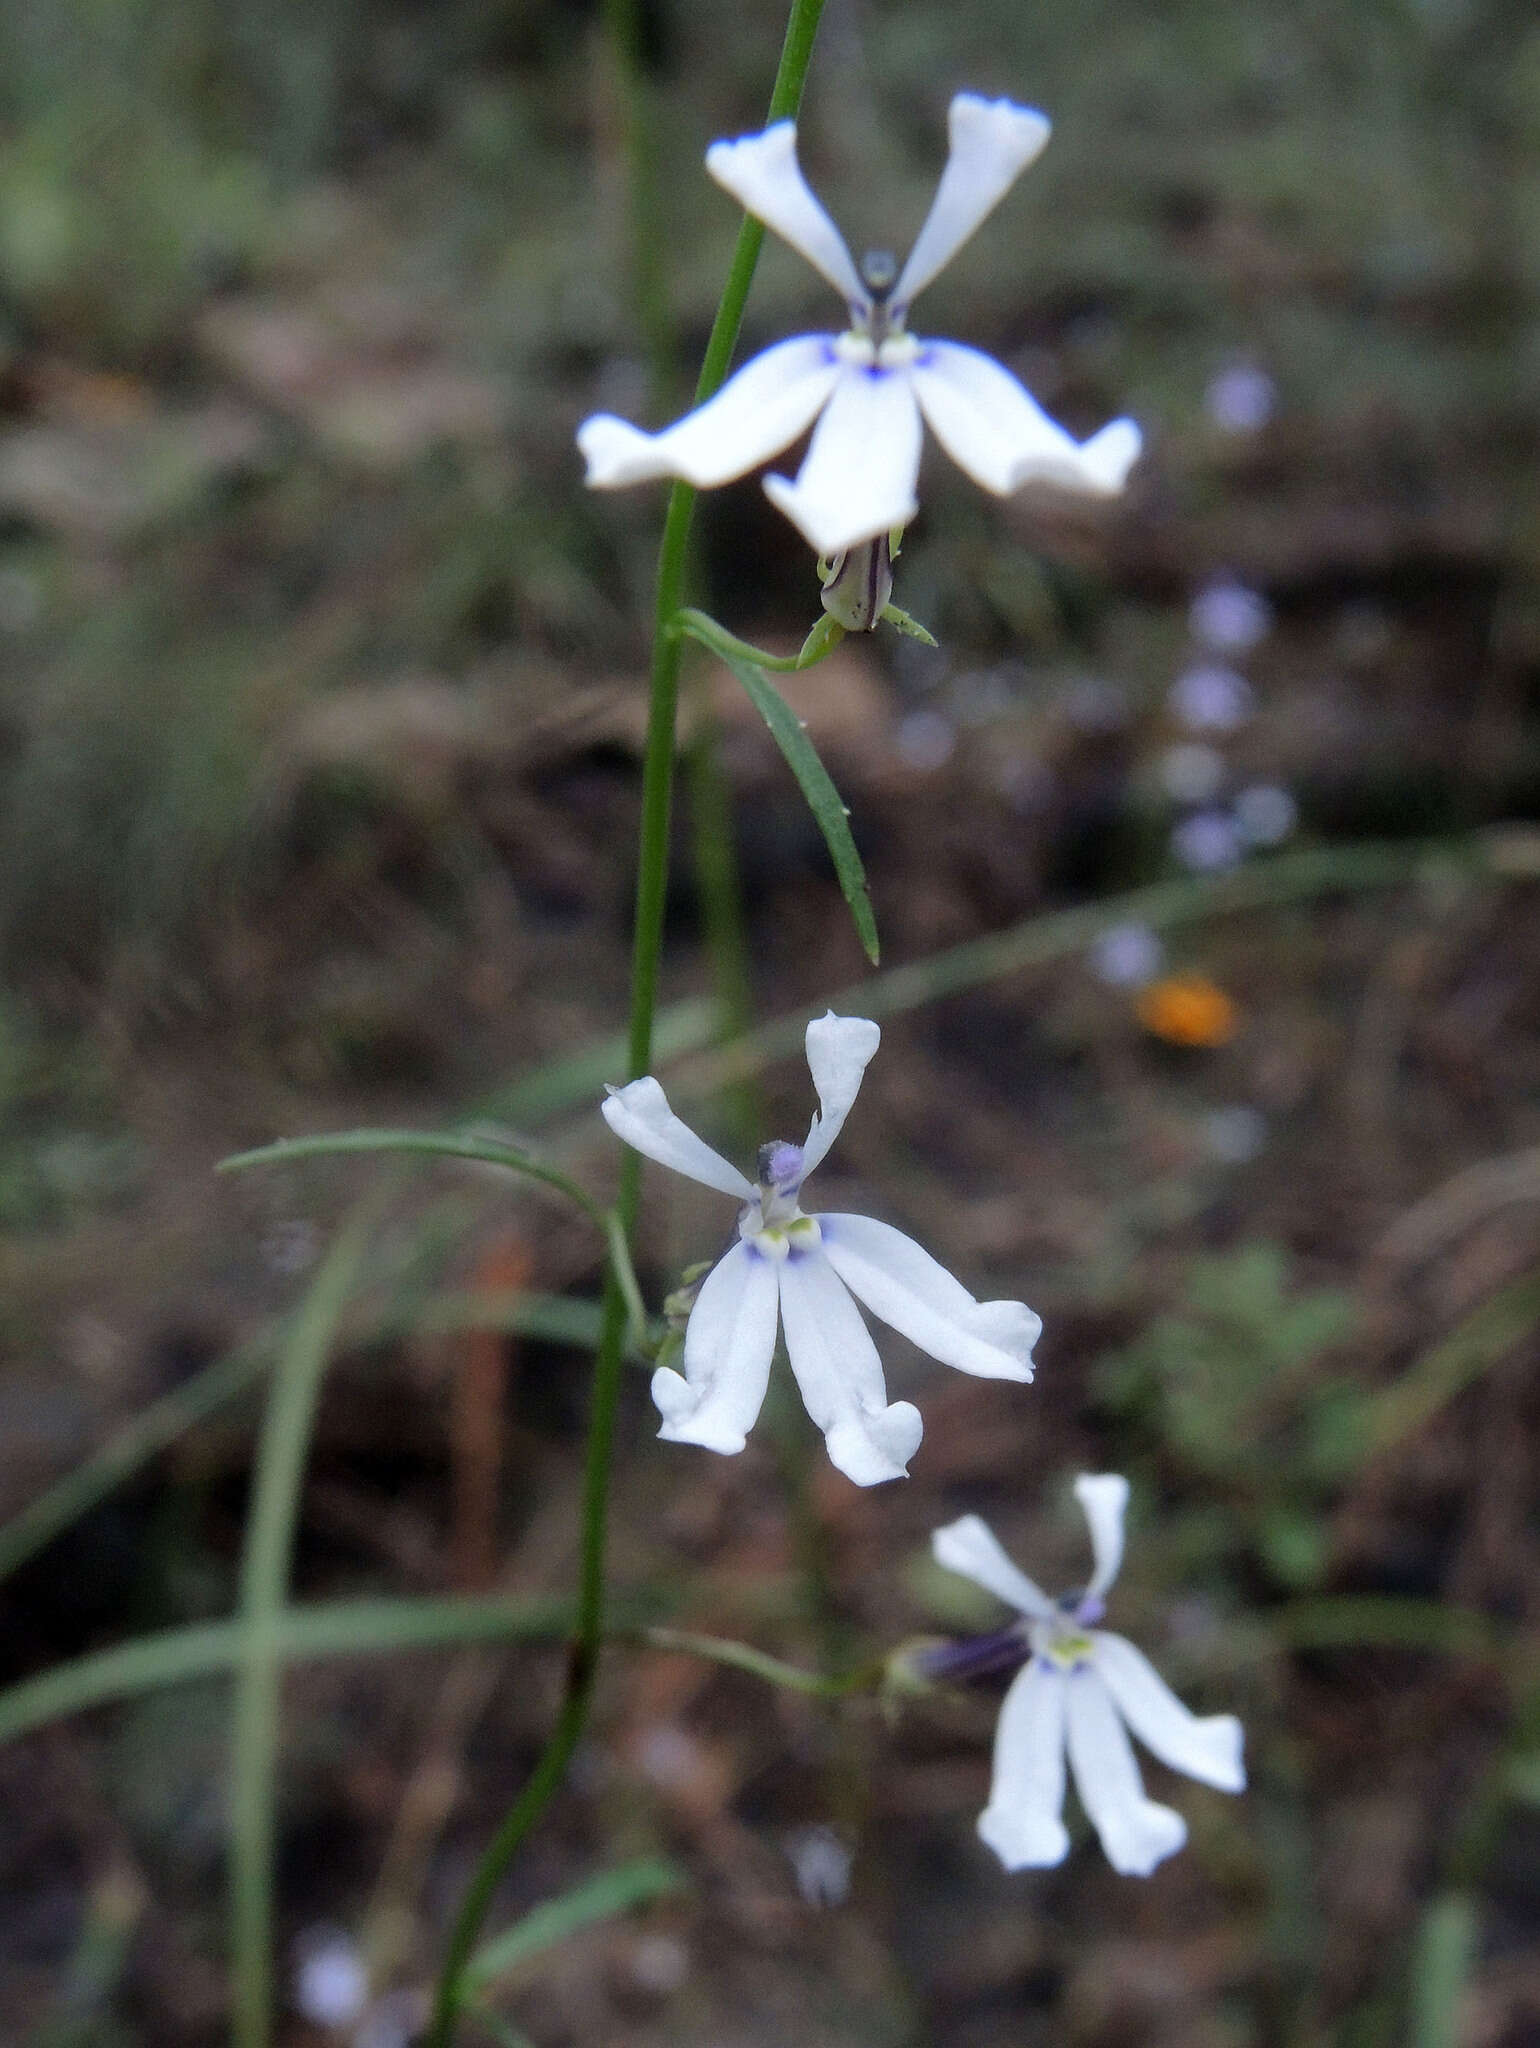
[1028, 1598, 1102, 1670]
[741, 1210, 822, 1261]
[740, 1138, 816, 1252]
[1031, 1618, 1094, 1671]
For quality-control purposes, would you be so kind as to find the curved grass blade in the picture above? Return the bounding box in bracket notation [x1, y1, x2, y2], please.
[0, 1293, 643, 1594]
[707, 644, 879, 965]
[463, 1859, 685, 1995]
[230, 1200, 378, 2048]
[0, 1594, 582, 1748]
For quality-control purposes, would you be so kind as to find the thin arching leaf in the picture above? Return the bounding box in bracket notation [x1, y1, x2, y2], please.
[713, 646, 879, 964]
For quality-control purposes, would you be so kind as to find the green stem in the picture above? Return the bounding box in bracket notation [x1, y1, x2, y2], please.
[638, 1626, 870, 1699]
[425, 6, 830, 2039]
[673, 605, 840, 672]
[230, 1200, 378, 2048]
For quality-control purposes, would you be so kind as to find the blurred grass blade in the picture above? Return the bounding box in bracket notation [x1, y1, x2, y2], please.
[0, 1594, 582, 1749]
[1410, 1892, 1477, 2048]
[0, 1332, 275, 1587]
[230, 1198, 378, 2048]
[463, 1860, 685, 1994]
[465, 2011, 537, 2048]
[474, 995, 720, 1126]
[710, 645, 879, 965]
[218, 1128, 602, 1225]
[0, 1291, 634, 1594]
[676, 837, 1489, 1088]
[1364, 1266, 1540, 1455]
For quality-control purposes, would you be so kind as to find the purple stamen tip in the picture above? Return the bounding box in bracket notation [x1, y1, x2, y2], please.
[759, 1140, 805, 1192]
[1074, 1595, 1105, 1627]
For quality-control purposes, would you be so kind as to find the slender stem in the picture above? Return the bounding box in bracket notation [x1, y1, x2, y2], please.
[426, 6, 830, 2039]
[638, 1626, 871, 1699]
[673, 605, 839, 672]
[230, 1200, 378, 2048]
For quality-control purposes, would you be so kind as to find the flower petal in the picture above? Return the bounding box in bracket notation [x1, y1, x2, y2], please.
[817, 1214, 1038, 1382]
[651, 1240, 779, 1453]
[977, 1657, 1071, 1870]
[1089, 1633, 1246, 1793]
[1074, 1474, 1129, 1602]
[892, 94, 1052, 312]
[601, 1076, 754, 1200]
[578, 336, 842, 491]
[1065, 1667, 1187, 1876]
[931, 1514, 1056, 1620]
[800, 1012, 881, 1178]
[776, 1250, 922, 1485]
[763, 366, 922, 555]
[705, 122, 867, 310]
[910, 340, 1141, 498]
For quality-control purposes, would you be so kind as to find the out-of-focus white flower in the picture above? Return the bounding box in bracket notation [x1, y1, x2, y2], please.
[1204, 363, 1276, 434]
[291, 1927, 368, 2030]
[1202, 1104, 1267, 1163]
[786, 1824, 853, 1907]
[578, 95, 1141, 557]
[1169, 662, 1253, 733]
[1158, 741, 1225, 805]
[896, 707, 957, 770]
[603, 1013, 1040, 1485]
[1189, 578, 1272, 654]
[1172, 809, 1243, 873]
[1234, 782, 1298, 847]
[1090, 922, 1164, 989]
[932, 1478, 1245, 1876]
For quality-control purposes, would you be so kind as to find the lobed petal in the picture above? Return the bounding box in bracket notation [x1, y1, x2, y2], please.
[977, 1657, 1071, 1870]
[776, 1250, 922, 1485]
[578, 337, 842, 491]
[892, 94, 1051, 312]
[764, 366, 922, 556]
[932, 1514, 1056, 1621]
[652, 1240, 779, 1453]
[818, 1213, 1038, 1382]
[909, 340, 1141, 499]
[800, 1012, 881, 1178]
[705, 122, 868, 310]
[1089, 1633, 1246, 1793]
[1074, 1473, 1129, 1603]
[1065, 1668, 1187, 1876]
[601, 1076, 754, 1200]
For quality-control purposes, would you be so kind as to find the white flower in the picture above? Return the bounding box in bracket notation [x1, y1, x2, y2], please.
[602, 1012, 1040, 1486]
[932, 1477, 1245, 1876]
[578, 94, 1141, 557]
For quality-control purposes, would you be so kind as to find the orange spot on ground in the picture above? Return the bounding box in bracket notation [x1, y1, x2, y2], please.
[1135, 974, 1240, 1047]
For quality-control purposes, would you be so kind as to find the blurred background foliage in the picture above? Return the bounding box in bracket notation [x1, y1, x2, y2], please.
[4, 0, 1540, 2042]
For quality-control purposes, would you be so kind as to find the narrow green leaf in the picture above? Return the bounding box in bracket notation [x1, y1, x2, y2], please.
[217, 1128, 598, 1224]
[1409, 1892, 1478, 2048]
[0, 1594, 592, 1748]
[0, 1291, 646, 1593]
[466, 2008, 538, 2048]
[713, 647, 879, 964]
[474, 996, 720, 1127]
[231, 1199, 379, 2048]
[464, 1860, 685, 1993]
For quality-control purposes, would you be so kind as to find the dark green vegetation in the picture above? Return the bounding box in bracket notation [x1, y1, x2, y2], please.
[4, 0, 1540, 2042]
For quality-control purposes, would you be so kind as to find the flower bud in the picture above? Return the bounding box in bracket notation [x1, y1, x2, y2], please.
[819, 534, 894, 632]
